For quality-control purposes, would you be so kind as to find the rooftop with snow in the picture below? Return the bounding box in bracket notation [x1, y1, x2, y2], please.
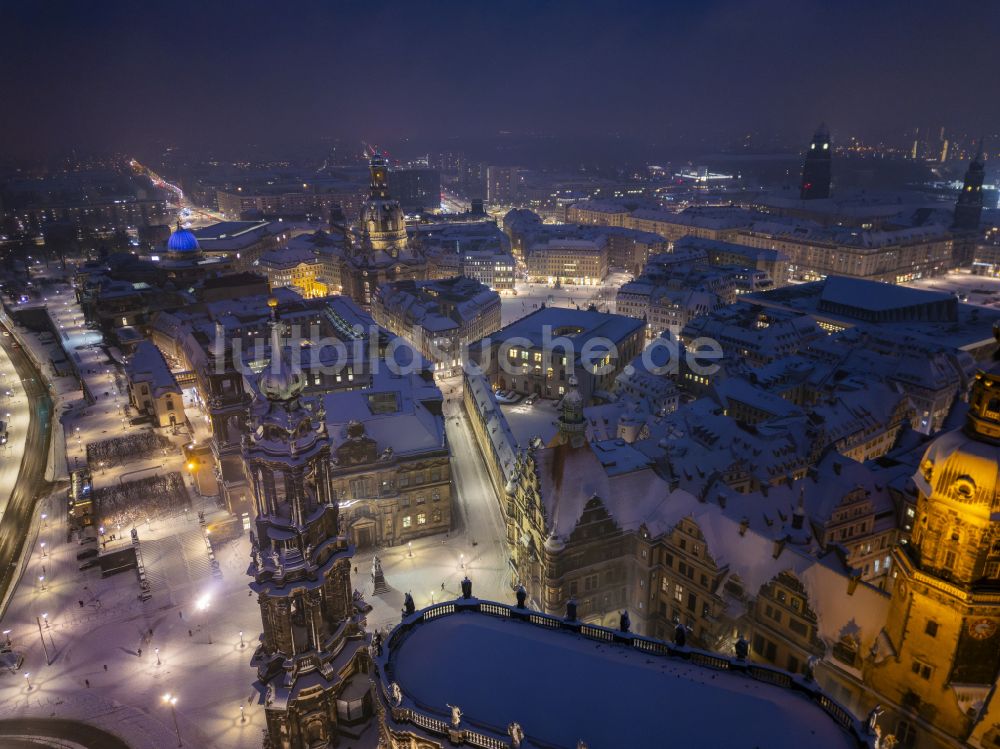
[375, 597, 873, 749]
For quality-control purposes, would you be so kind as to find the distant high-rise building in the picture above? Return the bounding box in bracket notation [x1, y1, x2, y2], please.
[954, 144, 986, 232]
[486, 165, 522, 206]
[457, 156, 486, 199]
[389, 168, 441, 211]
[799, 124, 832, 200]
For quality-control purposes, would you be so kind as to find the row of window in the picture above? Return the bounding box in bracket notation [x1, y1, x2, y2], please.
[397, 509, 443, 529]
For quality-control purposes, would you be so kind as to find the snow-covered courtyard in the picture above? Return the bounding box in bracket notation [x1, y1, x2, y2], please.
[501, 274, 629, 326]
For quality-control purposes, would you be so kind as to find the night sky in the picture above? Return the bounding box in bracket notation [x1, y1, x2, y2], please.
[2, 0, 998, 158]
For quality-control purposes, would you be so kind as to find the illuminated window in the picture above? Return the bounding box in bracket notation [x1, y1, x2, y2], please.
[402, 516, 412, 528]
[417, 513, 426, 525]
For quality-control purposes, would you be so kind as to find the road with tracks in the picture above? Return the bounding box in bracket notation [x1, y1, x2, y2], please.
[0, 325, 53, 611]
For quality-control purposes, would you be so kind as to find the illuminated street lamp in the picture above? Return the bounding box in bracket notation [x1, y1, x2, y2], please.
[23, 672, 31, 691]
[162, 693, 182, 747]
[39, 541, 46, 557]
[155, 647, 161, 665]
[407, 541, 413, 558]
[38, 574, 46, 591]
[239, 630, 245, 649]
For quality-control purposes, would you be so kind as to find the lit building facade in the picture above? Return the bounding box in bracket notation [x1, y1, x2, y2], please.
[869, 370, 1000, 746]
[524, 238, 608, 285]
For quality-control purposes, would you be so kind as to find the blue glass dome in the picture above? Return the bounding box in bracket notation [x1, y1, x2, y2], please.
[167, 226, 199, 252]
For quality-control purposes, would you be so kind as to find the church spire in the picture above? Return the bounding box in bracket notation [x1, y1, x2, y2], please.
[369, 148, 390, 200]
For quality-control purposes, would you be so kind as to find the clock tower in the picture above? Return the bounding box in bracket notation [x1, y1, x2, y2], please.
[870, 371, 1000, 740]
[800, 124, 832, 200]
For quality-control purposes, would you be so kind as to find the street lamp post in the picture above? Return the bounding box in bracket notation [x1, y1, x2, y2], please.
[407, 541, 412, 558]
[162, 693, 182, 747]
[23, 672, 31, 691]
[239, 630, 245, 649]
[155, 647, 161, 665]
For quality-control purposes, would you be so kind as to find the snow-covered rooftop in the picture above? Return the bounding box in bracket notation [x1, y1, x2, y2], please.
[384, 606, 866, 749]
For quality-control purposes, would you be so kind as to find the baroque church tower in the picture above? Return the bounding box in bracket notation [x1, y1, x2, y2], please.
[244, 300, 371, 747]
[800, 124, 832, 200]
[870, 371, 1000, 740]
[340, 149, 426, 307]
[359, 150, 408, 257]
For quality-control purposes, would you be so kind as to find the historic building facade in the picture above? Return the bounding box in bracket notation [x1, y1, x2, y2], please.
[325, 373, 451, 550]
[243, 314, 372, 748]
[868, 370, 1000, 746]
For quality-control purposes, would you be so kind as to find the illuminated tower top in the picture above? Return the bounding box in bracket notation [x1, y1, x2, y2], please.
[800, 124, 832, 200]
[369, 149, 390, 200]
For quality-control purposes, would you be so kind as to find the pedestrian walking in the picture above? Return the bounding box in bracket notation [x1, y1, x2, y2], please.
[85, 679, 90, 687]
[103, 664, 107, 671]
[137, 648, 142, 657]
[188, 629, 193, 637]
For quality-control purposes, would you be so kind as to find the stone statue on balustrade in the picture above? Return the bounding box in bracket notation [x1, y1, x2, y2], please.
[508, 722, 524, 748]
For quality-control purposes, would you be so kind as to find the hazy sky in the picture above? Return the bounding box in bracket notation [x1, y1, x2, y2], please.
[2, 0, 998, 157]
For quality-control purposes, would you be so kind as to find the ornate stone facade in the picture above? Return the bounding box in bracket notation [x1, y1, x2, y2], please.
[868, 370, 1000, 744]
[244, 311, 371, 748]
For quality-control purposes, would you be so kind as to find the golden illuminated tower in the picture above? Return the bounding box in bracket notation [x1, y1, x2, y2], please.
[870, 371, 1000, 741]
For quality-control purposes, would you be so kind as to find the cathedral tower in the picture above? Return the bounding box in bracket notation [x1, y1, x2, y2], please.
[870, 371, 1000, 740]
[244, 302, 370, 747]
[954, 144, 986, 232]
[800, 124, 832, 200]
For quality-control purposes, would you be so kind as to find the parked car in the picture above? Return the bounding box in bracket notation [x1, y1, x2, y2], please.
[76, 547, 99, 561]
